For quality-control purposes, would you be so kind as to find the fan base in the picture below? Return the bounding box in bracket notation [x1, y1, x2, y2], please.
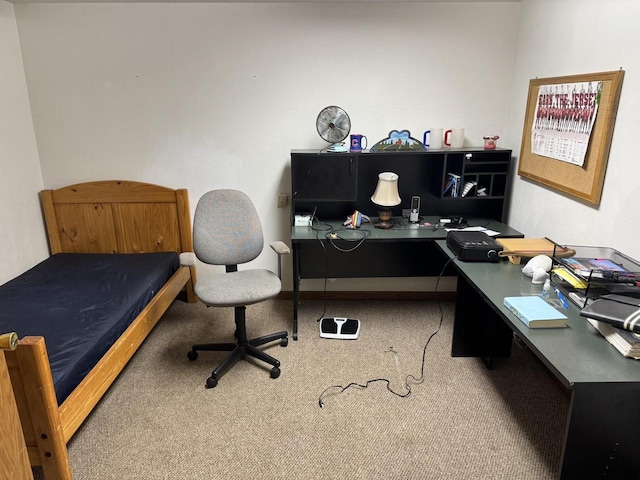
[325, 142, 348, 153]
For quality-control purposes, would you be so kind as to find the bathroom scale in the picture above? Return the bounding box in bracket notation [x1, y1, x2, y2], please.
[319, 317, 361, 340]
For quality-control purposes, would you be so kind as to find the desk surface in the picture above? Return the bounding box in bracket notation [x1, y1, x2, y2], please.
[291, 216, 523, 242]
[436, 239, 640, 387]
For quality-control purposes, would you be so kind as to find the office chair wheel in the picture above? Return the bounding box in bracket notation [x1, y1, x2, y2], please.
[206, 376, 218, 388]
[281, 337, 288, 347]
[270, 367, 280, 379]
[187, 350, 198, 361]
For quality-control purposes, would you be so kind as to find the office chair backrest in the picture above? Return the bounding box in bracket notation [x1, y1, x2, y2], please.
[193, 189, 264, 266]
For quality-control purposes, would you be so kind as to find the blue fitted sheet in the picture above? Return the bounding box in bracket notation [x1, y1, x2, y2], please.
[0, 252, 179, 405]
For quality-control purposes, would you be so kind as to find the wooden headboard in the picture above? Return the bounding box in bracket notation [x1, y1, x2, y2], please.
[40, 180, 196, 301]
[41, 180, 193, 255]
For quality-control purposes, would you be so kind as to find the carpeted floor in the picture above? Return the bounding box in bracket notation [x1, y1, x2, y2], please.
[51, 297, 569, 479]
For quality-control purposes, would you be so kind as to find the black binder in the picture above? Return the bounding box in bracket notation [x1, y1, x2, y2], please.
[580, 294, 640, 333]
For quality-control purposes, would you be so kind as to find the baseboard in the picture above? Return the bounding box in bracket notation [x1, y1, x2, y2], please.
[276, 291, 457, 301]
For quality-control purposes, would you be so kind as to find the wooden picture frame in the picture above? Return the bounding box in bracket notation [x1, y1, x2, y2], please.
[517, 70, 624, 205]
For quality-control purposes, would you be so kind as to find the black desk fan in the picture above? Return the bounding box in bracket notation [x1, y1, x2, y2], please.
[316, 106, 351, 153]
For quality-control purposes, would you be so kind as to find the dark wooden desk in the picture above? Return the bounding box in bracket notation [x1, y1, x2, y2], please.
[436, 239, 640, 479]
[290, 216, 522, 340]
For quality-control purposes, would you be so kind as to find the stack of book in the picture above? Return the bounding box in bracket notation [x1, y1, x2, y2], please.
[560, 256, 640, 283]
[552, 255, 640, 308]
[442, 173, 461, 197]
[552, 248, 640, 358]
[580, 293, 640, 359]
[586, 318, 640, 359]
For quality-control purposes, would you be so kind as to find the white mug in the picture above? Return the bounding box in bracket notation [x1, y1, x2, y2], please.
[423, 128, 443, 150]
[444, 128, 465, 149]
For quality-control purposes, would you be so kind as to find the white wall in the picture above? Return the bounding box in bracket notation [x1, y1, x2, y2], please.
[0, 1, 48, 285]
[7, 0, 640, 290]
[506, 0, 640, 261]
[12, 2, 520, 291]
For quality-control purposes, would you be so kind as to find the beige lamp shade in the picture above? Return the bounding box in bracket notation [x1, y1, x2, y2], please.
[371, 172, 401, 206]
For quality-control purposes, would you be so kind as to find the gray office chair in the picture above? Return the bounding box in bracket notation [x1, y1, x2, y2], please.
[183, 189, 289, 388]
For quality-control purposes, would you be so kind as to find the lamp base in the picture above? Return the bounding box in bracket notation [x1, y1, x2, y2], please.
[374, 220, 394, 229]
[375, 210, 395, 229]
[377, 209, 392, 222]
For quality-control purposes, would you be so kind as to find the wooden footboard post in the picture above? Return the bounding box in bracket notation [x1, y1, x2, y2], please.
[8, 337, 72, 480]
[1, 333, 33, 480]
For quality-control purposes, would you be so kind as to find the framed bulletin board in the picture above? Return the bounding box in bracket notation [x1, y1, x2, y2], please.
[518, 70, 624, 205]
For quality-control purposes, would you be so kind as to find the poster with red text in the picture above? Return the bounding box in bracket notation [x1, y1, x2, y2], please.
[531, 81, 602, 166]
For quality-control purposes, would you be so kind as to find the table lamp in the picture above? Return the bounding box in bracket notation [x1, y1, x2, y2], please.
[371, 172, 401, 229]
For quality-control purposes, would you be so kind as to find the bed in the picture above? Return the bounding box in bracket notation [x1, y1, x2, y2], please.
[1, 180, 197, 480]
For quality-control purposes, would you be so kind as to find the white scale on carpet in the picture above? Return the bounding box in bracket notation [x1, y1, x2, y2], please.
[319, 317, 361, 340]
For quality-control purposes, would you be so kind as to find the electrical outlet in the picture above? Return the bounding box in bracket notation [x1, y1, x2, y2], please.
[277, 193, 288, 208]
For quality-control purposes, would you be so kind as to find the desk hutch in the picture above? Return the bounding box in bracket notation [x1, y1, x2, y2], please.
[291, 147, 513, 223]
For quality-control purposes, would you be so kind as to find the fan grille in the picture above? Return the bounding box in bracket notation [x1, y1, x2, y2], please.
[316, 106, 351, 143]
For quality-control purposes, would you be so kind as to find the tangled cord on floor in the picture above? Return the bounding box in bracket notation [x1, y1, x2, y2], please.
[317, 256, 457, 408]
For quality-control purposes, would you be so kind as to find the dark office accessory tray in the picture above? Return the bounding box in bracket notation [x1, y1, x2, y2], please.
[550, 244, 640, 308]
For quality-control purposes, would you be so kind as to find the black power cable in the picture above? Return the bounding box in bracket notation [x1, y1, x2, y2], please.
[310, 215, 371, 322]
[318, 255, 458, 408]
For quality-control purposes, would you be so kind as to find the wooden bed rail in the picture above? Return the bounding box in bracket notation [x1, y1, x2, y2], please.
[58, 266, 190, 441]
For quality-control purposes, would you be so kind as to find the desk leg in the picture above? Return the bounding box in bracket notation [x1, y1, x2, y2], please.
[451, 273, 512, 368]
[292, 243, 300, 341]
[560, 382, 640, 479]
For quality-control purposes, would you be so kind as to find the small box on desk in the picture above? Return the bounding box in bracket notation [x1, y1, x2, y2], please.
[446, 231, 503, 262]
[294, 214, 312, 227]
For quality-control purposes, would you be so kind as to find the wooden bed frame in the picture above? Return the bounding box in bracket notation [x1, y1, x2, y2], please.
[4, 180, 197, 480]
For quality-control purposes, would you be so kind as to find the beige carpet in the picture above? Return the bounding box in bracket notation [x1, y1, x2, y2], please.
[58, 298, 568, 479]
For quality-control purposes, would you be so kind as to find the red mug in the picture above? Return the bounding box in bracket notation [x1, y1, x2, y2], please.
[444, 128, 465, 148]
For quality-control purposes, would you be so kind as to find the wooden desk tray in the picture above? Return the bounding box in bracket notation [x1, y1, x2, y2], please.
[497, 238, 575, 264]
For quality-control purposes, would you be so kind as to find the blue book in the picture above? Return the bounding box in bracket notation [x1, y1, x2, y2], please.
[503, 296, 568, 328]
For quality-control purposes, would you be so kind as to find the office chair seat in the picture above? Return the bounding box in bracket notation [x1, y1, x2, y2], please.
[184, 189, 289, 389]
[195, 269, 280, 307]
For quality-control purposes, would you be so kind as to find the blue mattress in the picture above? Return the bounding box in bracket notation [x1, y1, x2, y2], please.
[0, 252, 180, 405]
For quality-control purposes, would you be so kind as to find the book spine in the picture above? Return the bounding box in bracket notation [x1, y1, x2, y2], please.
[505, 304, 529, 326]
